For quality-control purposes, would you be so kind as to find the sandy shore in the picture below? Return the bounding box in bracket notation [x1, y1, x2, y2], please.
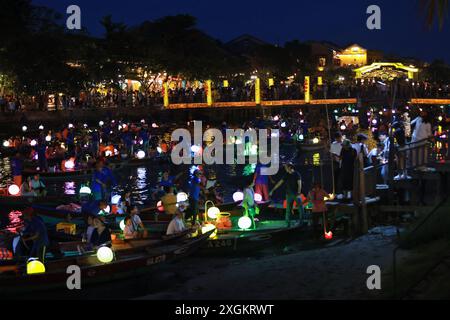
[138, 226, 398, 300]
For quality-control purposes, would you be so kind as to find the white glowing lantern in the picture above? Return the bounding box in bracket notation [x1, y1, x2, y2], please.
[38, 125, 44, 130]
[238, 216, 252, 230]
[201, 223, 217, 238]
[22, 125, 27, 132]
[119, 219, 126, 231]
[45, 135, 51, 142]
[254, 193, 263, 202]
[64, 159, 75, 170]
[371, 119, 378, 125]
[68, 123, 74, 129]
[83, 123, 88, 128]
[438, 116, 443, 121]
[273, 115, 279, 121]
[118, 124, 123, 130]
[281, 122, 286, 128]
[111, 195, 121, 205]
[30, 139, 37, 147]
[176, 192, 188, 203]
[207, 206, 220, 219]
[140, 119, 145, 124]
[136, 150, 146, 159]
[299, 134, 304, 141]
[312, 137, 320, 144]
[96, 246, 114, 263]
[8, 184, 20, 196]
[232, 191, 244, 202]
[105, 150, 112, 157]
[157, 146, 162, 153]
[152, 123, 158, 128]
[104, 205, 111, 213]
[79, 186, 91, 194]
[99, 121, 104, 126]
[3, 140, 10, 147]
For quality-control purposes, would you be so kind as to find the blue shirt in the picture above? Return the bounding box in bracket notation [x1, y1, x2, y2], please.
[11, 157, 23, 176]
[254, 163, 269, 185]
[81, 200, 101, 216]
[160, 176, 175, 188]
[24, 217, 49, 247]
[189, 177, 201, 200]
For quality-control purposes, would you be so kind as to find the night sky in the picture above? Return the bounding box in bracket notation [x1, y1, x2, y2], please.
[33, 0, 450, 63]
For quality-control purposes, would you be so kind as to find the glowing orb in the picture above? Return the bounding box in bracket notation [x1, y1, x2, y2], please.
[119, 219, 125, 231]
[8, 184, 20, 196]
[340, 125, 347, 131]
[152, 123, 158, 128]
[371, 119, 378, 125]
[273, 115, 279, 121]
[238, 216, 252, 230]
[68, 123, 74, 129]
[3, 140, 10, 147]
[79, 186, 91, 194]
[201, 223, 217, 238]
[105, 150, 112, 157]
[38, 125, 44, 130]
[281, 122, 286, 128]
[22, 125, 27, 132]
[312, 137, 320, 144]
[97, 246, 114, 263]
[157, 201, 164, 212]
[254, 193, 263, 202]
[140, 119, 145, 124]
[45, 135, 51, 142]
[83, 123, 88, 128]
[207, 207, 220, 219]
[232, 191, 244, 202]
[111, 195, 121, 205]
[30, 139, 37, 147]
[324, 231, 333, 240]
[438, 116, 443, 121]
[176, 192, 188, 203]
[99, 121, 104, 126]
[299, 134, 304, 141]
[157, 146, 162, 153]
[26, 259, 46, 274]
[136, 150, 146, 159]
[64, 159, 75, 170]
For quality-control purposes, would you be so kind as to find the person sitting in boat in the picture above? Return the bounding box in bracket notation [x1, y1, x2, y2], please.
[17, 208, 49, 262]
[20, 177, 37, 197]
[123, 216, 138, 240]
[89, 216, 112, 249]
[30, 174, 46, 197]
[166, 210, 187, 236]
[117, 191, 132, 215]
[82, 214, 96, 243]
[161, 186, 178, 215]
[127, 206, 148, 238]
[82, 200, 109, 216]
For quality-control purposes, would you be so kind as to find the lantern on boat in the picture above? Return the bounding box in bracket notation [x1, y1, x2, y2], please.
[96, 246, 114, 263]
[111, 195, 121, 205]
[64, 159, 75, 170]
[312, 137, 320, 144]
[119, 219, 126, 231]
[83, 123, 88, 128]
[8, 184, 20, 196]
[140, 119, 145, 124]
[157, 201, 164, 212]
[281, 122, 286, 128]
[99, 121, 104, 126]
[21, 125, 27, 132]
[26, 258, 45, 274]
[79, 186, 91, 195]
[299, 134, 304, 141]
[45, 134, 51, 142]
[3, 140, 10, 147]
[238, 216, 252, 230]
[152, 123, 158, 128]
[68, 123, 74, 129]
[38, 125, 44, 130]
[254, 193, 263, 202]
[273, 115, 279, 121]
[207, 206, 220, 219]
[176, 192, 188, 203]
[30, 139, 37, 147]
[232, 191, 244, 202]
[136, 150, 146, 159]
[324, 231, 333, 240]
[157, 146, 162, 154]
[340, 124, 347, 131]
[201, 223, 217, 239]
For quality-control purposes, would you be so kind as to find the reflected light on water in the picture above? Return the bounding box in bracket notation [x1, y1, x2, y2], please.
[64, 181, 76, 195]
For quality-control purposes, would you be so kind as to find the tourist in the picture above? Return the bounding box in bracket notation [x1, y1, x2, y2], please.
[367, 143, 384, 166]
[11, 152, 23, 188]
[242, 179, 257, 228]
[20, 177, 36, 197]
[352, 133, 369, 166]
[30, 174, 46, 197]
[270, 162, 303, 227]
[379, 132, 390, 184]
[161, 186, 178, 215]
[91, 161, 107, 200]
[117, 191, 132, 215]
[82, 214, 96, 243]
[127, 206, 148, 238]
[392, 121, 410, 179]
[330, 132, 343, 194]
[340, 140, 357, 200]
[19, 208, 49, 261]
[89, 217, 112, 249]
[82, 200, 108, 216]
[253, 163, 272, 201]
[166, 210, 187, 235]
[123, 216, 138, 239]
[411, 111, 433, 168]
[308, 182, 332, 238]
[186, 170, 203, 225]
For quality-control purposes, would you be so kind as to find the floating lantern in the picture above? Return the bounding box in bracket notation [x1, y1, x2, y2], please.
[99, 121, 104, 126]
[97, 246, 114, 263]
[111, 195, 121, 205]
[157, 146, 162, 154]
[136, 150, 146, 159]
[38, 125, 44, 130]
[176, 192, 188, 203]
[30, 139, 37, 147]
[119, 219, 126, 231]
[324, 231, 333, 240]
[438, 116, 443, 122]
[233, 191, 244, 202]
[152, 123, 158, 128]
[254, 193, 263, 202]
[312, 137, 320, 144]
[3, 140, 10, 147]
[157, 201, 164, 212]
[45, 135, 51, 142]
[68, 123, 74, 129]
[8, 184, 20, 196]
[79, 186, 91, 194]
[22, 125, 27, 132]
[26, 259, 46, 274]
[340, 124, 347, 131]
[64, 159, 75, 170]
[281, 122, 286, 128]
[238, 216, 252, 230]
[201, 223, 217, 238]
[207, 206, 220, 219]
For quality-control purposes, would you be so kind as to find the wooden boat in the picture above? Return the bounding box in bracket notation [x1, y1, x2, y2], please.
[0, 194, 78, 206]
[295, 140, 327, 152]
[0, 229, 212, 297]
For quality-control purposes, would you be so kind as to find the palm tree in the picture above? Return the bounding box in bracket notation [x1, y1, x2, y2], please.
[420, 0, 449, 29]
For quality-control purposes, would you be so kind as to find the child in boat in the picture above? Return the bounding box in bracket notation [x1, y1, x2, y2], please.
[20, 177, 36, 197]
[127, 206, 148, 238]
[123, 216, 138, 239]
[82, 214, 96, 243]
[30, 174, 46, 197]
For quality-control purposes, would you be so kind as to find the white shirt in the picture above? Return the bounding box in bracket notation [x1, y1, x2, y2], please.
[330, 141, 342, 157]
[352, 143, 369, 157]
[411, 117, 432, 142]
[130, 215, 142, 232]
[166, 216, 186, 235]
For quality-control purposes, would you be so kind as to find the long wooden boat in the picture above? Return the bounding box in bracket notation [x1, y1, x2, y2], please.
[295, 140, 327, 152]
[0, 229, 212, 297]
[0, 194, 78, 206]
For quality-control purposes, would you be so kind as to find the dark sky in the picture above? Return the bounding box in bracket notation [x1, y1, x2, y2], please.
[33, 0, 450, 63]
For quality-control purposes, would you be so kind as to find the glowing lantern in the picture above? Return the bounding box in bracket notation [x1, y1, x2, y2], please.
[22, 125, 27, 132]
[157, 201, 164, 212]
[99, 121, 104, 126]
[140, 119, 145, 124]
[79, 186, 91, 194]
[105, 150, 112, 157]
[26, 259, 46, 274]
[207, 206, 220, 219]
[119, 219, 126, 231]
[340, 124, 347, 131]
[152, 123, 158, 128]
[312, 137, 320, 144]
[30, 139, 37, 147]
[45, 135, 51, 142]
[233, 191, 244, 202]
[96, 246, 114, 263]
[111, 195, 121, 205]
[281, 122, 286, 128]
[254, 193, 263, 202]
[136, 150, 146, 159]
[273, 115, 279, 121]
[3, 140, 10, 147]
[68, 123, 74, 129]
[157, 146, 162, 154]
[371, 119, 378, 125]
[64, 159, 75, 170]
[324, 231, 333, 240]
[83, 123, 88, 128]
[438, 116, 443, 122]
[8, 184, 20, 196]
[201, 223, 217, 238]
[299, 134, 304, 141]
[176, 192, 188, 203]
[238, 216, 252, 230]
[38, 125, 44, 130]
